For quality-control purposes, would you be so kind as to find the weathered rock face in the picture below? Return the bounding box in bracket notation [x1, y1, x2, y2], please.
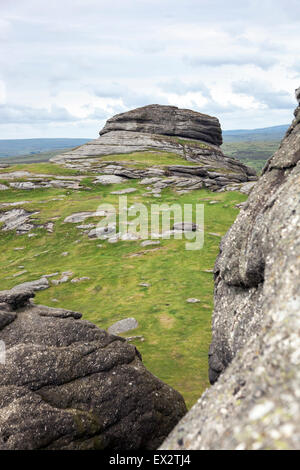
[0, 287, 186, 450]
[50, 104, 256, 192]
[99, 104, 223, 146]
[161, 89, 300, 450]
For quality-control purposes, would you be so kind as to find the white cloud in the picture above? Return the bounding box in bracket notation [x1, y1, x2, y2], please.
[0, 0, 299, 138]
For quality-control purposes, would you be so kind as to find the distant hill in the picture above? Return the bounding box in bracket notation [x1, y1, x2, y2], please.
[0, 138, 91, 158]
[223, 124, 288, 142]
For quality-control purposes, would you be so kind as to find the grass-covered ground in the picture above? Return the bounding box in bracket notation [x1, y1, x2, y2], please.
[0, 160, 247, 409]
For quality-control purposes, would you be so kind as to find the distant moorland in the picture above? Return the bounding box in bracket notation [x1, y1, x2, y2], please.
[0, 124, 288, 172]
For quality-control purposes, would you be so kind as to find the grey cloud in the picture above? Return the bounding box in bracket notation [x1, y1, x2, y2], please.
[0, 104, 79, 124]
[232, 80, 295, 109]
[158, 80, 211, 97]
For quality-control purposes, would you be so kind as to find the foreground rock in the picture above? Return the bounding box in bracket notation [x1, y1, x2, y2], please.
[99, 104, 223, 146]
[0, 286, 186, 450]
[161, 88, 300, 450]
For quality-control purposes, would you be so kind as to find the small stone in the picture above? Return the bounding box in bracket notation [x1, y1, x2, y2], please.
[94, 175, 125, 185]
[71, 277, 91, 284]
[13, 270, 27, 278]
[108, 317, 139, 335]
[173, 222, 198, 232]
[186, 298, 201, 303]
[110, 188, 137, 195]
[140, 240, 161, 247]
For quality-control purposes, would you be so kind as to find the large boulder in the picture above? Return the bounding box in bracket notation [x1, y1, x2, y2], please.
[161, 88, 300, 450]
[99, 104, 223, 146]
[0, 287, 186, 450]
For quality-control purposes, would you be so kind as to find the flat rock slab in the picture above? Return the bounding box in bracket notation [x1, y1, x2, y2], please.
[0, 184, 8, 190]
[140, 240, 161, 247]
[108, 317, 139, 335]
[94, 175, 125, 185]
[0, 201, 31, 208]
[64, 211, 106, 223]
[239, 181, 257, 194]
[0, 209, 38, 232]
[10, 277, 49, 292]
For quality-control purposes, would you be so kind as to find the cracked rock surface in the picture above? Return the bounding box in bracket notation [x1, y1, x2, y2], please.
[161, 89, 300, 450]
[0, 287, 186, 450]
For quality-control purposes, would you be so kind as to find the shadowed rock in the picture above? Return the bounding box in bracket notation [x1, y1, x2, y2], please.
[0, 286, 186, 450]
[99, 104, 223, 146]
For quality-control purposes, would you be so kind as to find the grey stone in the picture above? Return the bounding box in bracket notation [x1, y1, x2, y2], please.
[0, 286, 186, 450]
[186, 298, 201, 303]
[0, 209, 38, 233]
[10, 277, 49, 292]
[108, 317, 139, 335]
[110, 188, 137, 195]
[70, 277, 91, 283]
[239, 181, 257, 194]
[140, 240, 161, 247]
[94, 175, 125, 185]
[172, 222, 198, 232]
[64, 212, 100, 224]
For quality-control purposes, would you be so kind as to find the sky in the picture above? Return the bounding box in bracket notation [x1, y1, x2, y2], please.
[0, 0, 300, 139]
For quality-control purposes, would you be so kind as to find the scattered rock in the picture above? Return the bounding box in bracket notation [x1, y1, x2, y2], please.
[172, 222, 199, 232]
[140, 240, 161, 247]
[0, 184, 8, 190]
[71, 277, 91, 284]
[0, 201, 31, 208]
[10, 277, 49, 292]
[108, 317, 139, 335]
[239, 181, 257, 194]
[110, 188, 137, 195]
[12, 270, 27, 278]
[51, 272, 73, 285]
[126, 336, 145, 342]
[0, 209, 38, 233]
[94, 175, 125, 185]
[64, 211, 104, 224]
[186, 298, 201, 303]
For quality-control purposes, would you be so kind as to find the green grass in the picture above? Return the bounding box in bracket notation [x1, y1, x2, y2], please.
[0, 162, 247, 409]
[91, 151, 197, 168]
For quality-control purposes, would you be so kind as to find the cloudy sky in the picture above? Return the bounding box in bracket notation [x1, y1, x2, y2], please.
[0, 0, 300, 139]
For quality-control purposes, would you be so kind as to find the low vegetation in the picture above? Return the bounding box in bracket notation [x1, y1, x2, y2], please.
[0, 157, 247, 409]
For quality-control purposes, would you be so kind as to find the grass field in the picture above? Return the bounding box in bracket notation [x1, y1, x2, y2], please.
[0, 160, 247, 409]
